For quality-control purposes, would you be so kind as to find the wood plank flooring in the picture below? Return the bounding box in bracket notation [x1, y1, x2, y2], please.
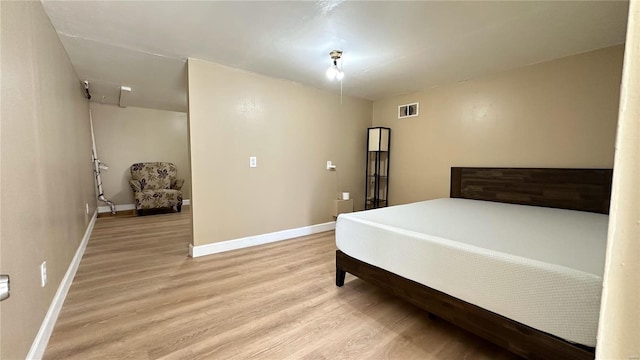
[44, 210, 519, 359]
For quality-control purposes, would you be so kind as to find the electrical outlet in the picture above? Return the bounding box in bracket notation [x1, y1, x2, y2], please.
[40, 261, 47, 287]
[249, 156, 257, 168]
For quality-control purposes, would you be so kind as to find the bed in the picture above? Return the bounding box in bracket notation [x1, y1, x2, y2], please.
[335, 167, 613, 360]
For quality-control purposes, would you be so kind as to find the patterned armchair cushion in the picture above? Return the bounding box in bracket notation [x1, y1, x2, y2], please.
[134, 189, 183, 210]
[130, 162, 184, 210]
[130, 162, 178, 190]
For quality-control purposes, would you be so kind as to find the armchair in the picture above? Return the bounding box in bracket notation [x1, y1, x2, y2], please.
[129, 162, 184, 214]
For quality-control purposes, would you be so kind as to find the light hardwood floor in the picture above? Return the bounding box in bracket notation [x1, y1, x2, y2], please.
[44, 209, 518, 359]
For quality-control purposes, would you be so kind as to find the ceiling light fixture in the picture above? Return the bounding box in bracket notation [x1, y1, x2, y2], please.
[326, 50, 344, 81]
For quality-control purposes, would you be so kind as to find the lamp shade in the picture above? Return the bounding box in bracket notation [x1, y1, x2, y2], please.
[368, 127, 390, 151]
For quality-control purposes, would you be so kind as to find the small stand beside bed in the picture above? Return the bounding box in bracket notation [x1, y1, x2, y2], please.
[335, 167, 613, 360]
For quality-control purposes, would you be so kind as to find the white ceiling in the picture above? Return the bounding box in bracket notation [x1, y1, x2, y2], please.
[42, 1, 629, 113]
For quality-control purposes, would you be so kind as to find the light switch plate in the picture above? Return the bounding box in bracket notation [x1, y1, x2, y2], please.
[249, 156, 257, 168]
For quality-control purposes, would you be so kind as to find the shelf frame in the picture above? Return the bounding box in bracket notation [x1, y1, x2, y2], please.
[365, 127, 391, 210]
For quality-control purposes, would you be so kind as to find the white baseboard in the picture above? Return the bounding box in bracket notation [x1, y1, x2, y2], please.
[97, 203, 135, 213]
[190, 221, 336, 258]
[98, 199, 190, 213]
[27, 209, 98, 360]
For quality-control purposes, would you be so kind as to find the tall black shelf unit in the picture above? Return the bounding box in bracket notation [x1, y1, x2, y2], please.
[365, 127, 390, 210]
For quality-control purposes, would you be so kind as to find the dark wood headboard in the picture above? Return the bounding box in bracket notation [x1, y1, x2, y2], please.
[450, 167, 613, 214]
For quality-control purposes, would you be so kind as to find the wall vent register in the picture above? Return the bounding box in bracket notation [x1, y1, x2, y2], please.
[398, 102, 419, 119]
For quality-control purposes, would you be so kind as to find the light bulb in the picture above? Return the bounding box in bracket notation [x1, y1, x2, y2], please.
[326, 66, 337, 80]
[336, 69, 344, 80]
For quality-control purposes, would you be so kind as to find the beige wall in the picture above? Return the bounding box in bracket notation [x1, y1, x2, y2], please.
[0, 2, 96, 359]
[188, 59, 372, 245]
[373, 45, 624, 205]
[91, 103, 191, 205]
[597, 2, 640, 357]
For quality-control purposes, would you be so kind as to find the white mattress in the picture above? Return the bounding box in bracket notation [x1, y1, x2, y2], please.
[336, 198, 608, 347]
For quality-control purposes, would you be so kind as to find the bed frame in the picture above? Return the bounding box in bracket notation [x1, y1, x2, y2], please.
[336, 167, 613, 360]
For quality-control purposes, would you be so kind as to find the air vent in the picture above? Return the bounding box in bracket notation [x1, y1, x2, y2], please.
[398, 103, 419, 119]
